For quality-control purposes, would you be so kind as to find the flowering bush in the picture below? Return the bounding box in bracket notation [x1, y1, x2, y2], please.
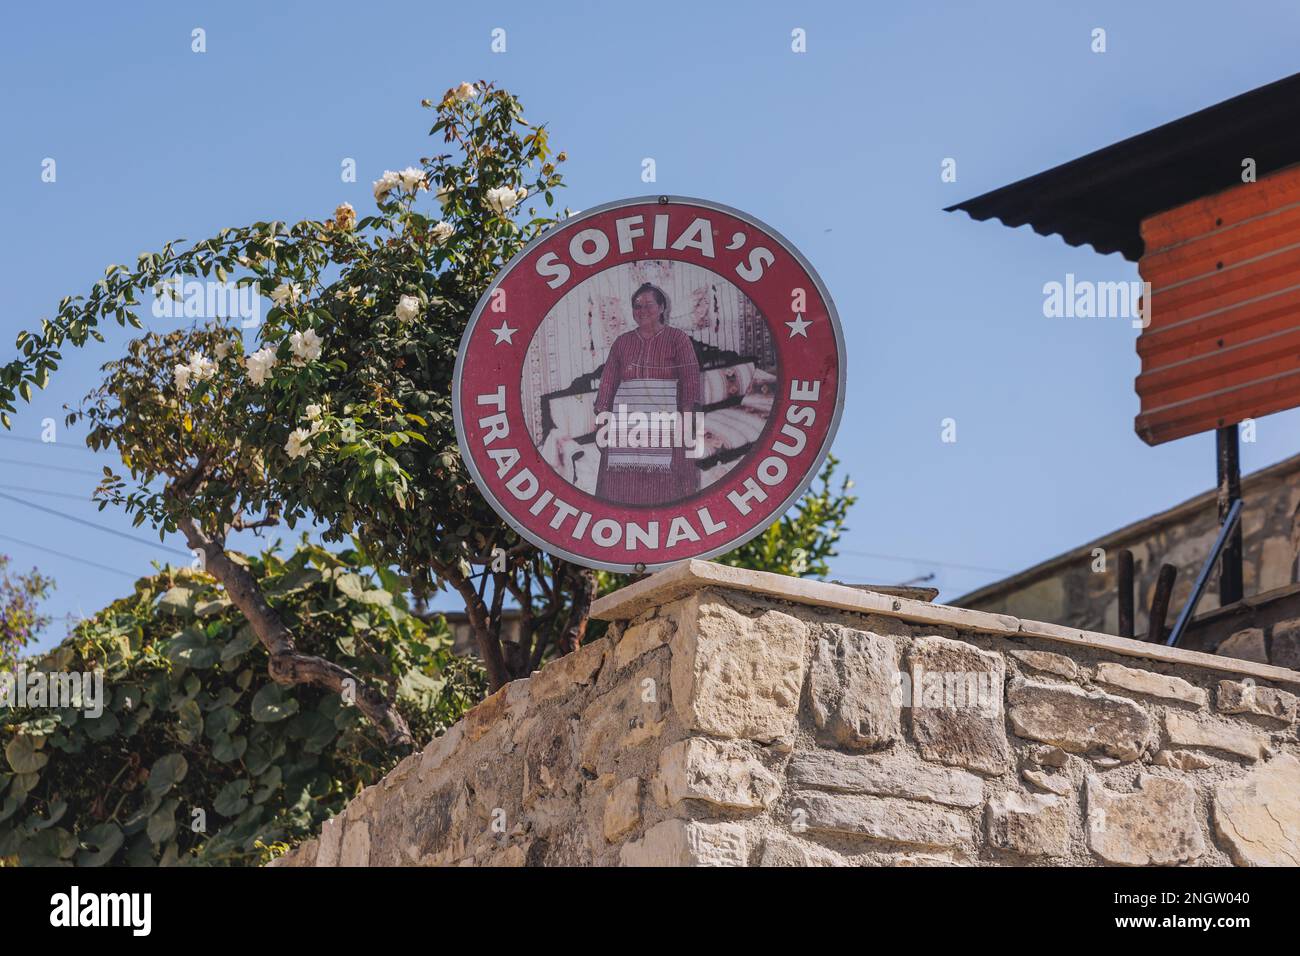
[0, 81, 856, 751]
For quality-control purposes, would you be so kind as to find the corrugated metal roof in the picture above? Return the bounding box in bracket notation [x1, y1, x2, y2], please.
[945, 72, 1300, 261]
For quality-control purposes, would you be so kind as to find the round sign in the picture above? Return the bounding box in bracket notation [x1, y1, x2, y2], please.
[453, 195, 845, 572]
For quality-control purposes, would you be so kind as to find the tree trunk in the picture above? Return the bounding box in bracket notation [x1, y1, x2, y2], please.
[177, 517, 413, 749]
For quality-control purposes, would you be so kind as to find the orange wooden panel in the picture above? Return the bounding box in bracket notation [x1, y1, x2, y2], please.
[1137, 285, 1300, 365]
[1141, 164, 1300, 251]
[1140, 203, 1300, 288]
[1135, 372, 1300, 445]
[1145, 241, 1300, 319]
[1136, 164, 1300, 445]
[1137, 327, 1300, 405]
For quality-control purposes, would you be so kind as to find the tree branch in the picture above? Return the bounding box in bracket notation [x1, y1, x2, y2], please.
[176, 515, 413, 750]
[431, 555, 510, 692]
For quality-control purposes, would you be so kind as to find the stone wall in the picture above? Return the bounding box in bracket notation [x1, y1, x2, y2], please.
[958, 452, 1300, 644]
[274, 562, 1300, 867]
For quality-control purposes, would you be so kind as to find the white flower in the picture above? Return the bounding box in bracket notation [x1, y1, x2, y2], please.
[285, 428, 313, 460]
[435, 185, 454, 207]
[187, 352, 216, 382]
[452, 82, 477, 102]
[173, 363, 191, 390]
[246, 347, 278, 386]
[430, 220, 454, 245]
[214, 339, 241, 362]
[398, 167, 427, 193]
[396, 295, 421, 322]
[373, 170, 401, 202]
[485, 186, 524, 215]
[289, 328, 323, 365]
[270, 282, 301, 308]
[304, 404, 322, 421]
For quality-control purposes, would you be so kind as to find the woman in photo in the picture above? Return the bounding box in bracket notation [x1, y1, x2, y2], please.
[593, 282, 702, 505]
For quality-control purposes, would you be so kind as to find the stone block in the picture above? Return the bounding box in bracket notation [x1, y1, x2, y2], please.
[618, 819, 748, 867]
[614, 617, 674, 669]
[792, 792, 974, 848]
[314, 814, 344, 867]
[654, 737, 779, 810]
[907, 636, 1008, 775]
[1008, 680, 1152, 761]
[527, 639, 606, 706]
[1085, 775, 1203, 866]
[758, 832, 848, 867]
[1164, 711, 1267, 761]
[1094, 662, 1207, 707]
[985, 791, 1069, 857]
[1009, 649, 1079, 680]
[788, 750, 983, 808]
[1213, 754, 1300, 866]
[1217, 628, 1268, 665]
[1022, 768, 1072, 796]
[670, 596, 807, 744]
[1272, 618, 1300, 670]
[339, 820, 371, 867]
[1216, 680, 1297, 723]
[808, 624, 900, 749]
[1151, 749, 1213, 771]
[603, 777, 642, 843]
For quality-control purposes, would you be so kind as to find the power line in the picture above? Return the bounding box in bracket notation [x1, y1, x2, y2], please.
[0, 491, 190, 558]
[0, 484, 97, 502]
[0, 532, 138, 580]
[0, 456, 104, 477]
[835, 549, 1014, 576]
[0, 435, 102, 454]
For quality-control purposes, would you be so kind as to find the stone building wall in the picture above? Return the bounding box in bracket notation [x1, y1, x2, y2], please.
[274, 562, 1300, 867]
[958, 452, 1300, 643]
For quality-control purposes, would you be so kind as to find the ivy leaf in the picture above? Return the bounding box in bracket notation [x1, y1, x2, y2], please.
[146, 753, 189, 793]
[4, 736, 48, 774]
[251, 684, 298, 723]
[214, 779, 250, 818]
[77, 822, 124, 866]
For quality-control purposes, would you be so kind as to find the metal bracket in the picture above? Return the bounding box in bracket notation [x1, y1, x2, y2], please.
[1165, 498, 1243, 647]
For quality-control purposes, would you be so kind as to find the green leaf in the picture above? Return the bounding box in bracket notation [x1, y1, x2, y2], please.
[214, 779, 249, 818]
[4, 736, 49, 774]
[147, 753, 189, 793]
[251, 684, 298, 723]
[19, 827, 76, 866]
[147, 799, 178, 844]
[158, 586, 197, 616]
[175, 698, 203, 744]
[220, 624, 260, 662]
[77, 822, 125, 866]
[211, 733, 247, 763]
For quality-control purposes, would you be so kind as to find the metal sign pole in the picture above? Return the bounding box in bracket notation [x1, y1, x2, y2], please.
[1216, 425, 1244, 606]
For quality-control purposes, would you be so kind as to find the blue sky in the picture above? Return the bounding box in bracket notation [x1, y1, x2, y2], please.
[4, 1, 1300, 650]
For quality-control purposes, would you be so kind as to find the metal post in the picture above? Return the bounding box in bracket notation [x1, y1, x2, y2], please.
[1117, 549, 1135, 638]
[1216, 425, 1244, 605]
[1146, 564, 1177, 643]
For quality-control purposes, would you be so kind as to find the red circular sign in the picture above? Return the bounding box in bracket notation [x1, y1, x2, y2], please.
[453, 196, 845, 572]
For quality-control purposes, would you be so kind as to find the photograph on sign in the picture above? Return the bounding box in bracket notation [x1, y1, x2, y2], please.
[522, 259, 779, 504]
[454, 196, 845, 573]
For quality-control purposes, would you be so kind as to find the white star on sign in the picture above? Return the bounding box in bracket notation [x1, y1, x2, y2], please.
[490, 320, 517, 345]
[785, 313, 811, 338]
